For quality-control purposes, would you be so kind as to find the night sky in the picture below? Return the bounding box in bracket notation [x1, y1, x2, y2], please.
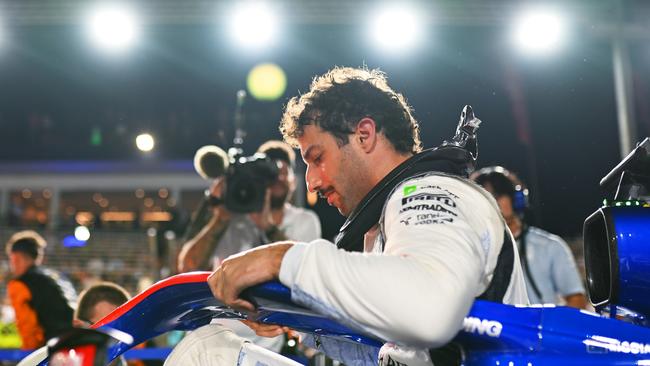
[1, 1, 649, 239]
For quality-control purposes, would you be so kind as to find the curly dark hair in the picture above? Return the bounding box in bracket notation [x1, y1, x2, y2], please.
[280, 66, 422, 154]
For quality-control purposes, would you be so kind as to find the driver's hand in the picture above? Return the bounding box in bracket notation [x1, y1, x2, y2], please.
[240, 319, 289, 338]
[208, 243, 293, 312]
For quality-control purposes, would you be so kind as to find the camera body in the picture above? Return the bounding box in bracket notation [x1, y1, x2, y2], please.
[221, 153, 279, 213]
[194, 145, 280, 214]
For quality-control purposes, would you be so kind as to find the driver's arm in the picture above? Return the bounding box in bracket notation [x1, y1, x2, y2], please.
[278, 176, 503, 347]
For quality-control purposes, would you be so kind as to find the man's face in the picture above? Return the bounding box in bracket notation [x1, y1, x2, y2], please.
[297, 125, 371, 216]
[481, 183, 521, 237]
[496, 195, 519, 233]
[8, 252, 32, 277]
[89, 301, 120, 324]
[269, 160, 294, 209]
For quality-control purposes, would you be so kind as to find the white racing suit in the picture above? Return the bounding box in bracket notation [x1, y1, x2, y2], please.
[167, 173, 529, 366]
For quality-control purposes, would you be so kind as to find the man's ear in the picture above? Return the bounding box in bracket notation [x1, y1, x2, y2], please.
[355, 117, 377, 152]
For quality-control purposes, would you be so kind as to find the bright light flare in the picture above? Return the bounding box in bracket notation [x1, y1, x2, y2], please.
[512, 9, 566, 55]
[74, 226, 91, 242]
[229, 2, 279, 49]
[85, 3, 140, 54]
[247, 63, 287, 101]
[136, 133, 155, 152]
[370, 5, 421, 52]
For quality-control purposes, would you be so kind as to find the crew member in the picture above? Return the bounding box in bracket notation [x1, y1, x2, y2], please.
[471, 166, 587, 308]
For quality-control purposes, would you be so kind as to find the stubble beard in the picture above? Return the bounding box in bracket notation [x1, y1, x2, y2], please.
[337, 149, 372, 217]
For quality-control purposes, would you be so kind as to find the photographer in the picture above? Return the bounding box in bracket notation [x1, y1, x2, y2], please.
[178, 140, 321, 273]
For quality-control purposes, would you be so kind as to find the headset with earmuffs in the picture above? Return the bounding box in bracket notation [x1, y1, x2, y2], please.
[471, 166, 543, 301]
[472, 166, 530, 217]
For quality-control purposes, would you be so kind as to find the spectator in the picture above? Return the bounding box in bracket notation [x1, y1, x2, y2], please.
[6, 230, 76, 349]
[75, 282, 130, 326]
[75, 282, 133, 366]
[20, 282, 133, 366]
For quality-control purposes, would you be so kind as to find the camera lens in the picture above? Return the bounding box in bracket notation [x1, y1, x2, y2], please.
[224, 154, 279, 213]
[225, 175, 263, 213]
[232, 180, 257, 206]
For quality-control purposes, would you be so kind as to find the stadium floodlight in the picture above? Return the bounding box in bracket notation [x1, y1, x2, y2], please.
[512, 9, 567, 55]
[228, 2, 279, 49]
[136, 133, 155, 152]
[85, 3, 140, 54]
[74, 226, 91, 242]
[369, 4, 421, 53]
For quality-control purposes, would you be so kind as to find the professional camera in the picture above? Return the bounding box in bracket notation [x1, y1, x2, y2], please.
[192, 90, 279, 214]
[223, 152, 279, 213]
[194, 146, 279, 214]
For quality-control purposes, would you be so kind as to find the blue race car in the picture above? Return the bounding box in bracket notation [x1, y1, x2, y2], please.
[23, 136, 650, 365]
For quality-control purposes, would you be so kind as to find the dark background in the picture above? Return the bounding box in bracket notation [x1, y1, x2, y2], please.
[1, 0, 650, 239]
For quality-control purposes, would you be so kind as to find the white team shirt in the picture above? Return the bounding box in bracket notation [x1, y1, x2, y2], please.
[279, 174, 528, 364]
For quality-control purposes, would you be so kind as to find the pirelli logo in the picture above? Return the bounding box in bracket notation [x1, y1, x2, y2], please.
[401, 193, 457, 208]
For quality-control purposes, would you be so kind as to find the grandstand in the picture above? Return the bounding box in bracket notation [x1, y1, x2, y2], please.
[0, 160, 206, 299]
